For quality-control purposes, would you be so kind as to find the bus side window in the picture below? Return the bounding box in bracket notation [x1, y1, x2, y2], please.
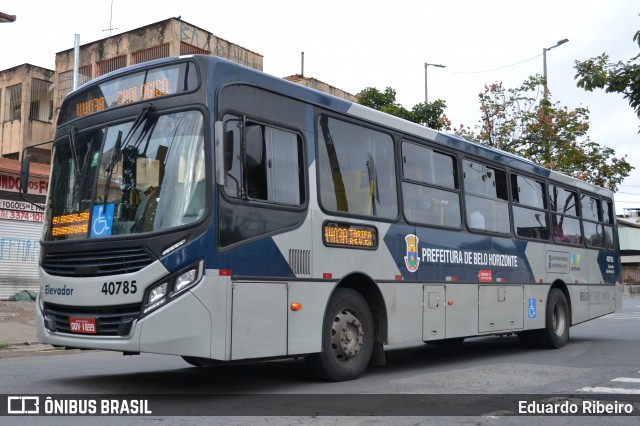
[510, 174, 549, 240]
[463, 160, 509, 234]
[603, 199, 615, 249]
[581, 194, 603, 247]
[401, 141, 461, 228]
[221, 114, 304, 206]
[550, 185, 582, 245]
[317, 115, 398, 219]
[244, 123, 267, 200]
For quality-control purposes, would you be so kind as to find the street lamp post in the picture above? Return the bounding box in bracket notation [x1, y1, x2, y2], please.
[424, 62, 446, 104]
[542, 38, 569, 101]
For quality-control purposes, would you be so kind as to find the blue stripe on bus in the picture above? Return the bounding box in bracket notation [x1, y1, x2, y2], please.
[225, 237, 296, 278]
[384, 223, 535, 283]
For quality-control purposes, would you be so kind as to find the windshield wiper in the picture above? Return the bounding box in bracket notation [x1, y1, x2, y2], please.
[67, 125, 81, 180]
[102, 104, 155, 207]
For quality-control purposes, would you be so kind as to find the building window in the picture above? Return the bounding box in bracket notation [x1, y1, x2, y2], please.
[131, 44, 170, 65]
[57, 65, 92, 106]
[4, 83, 21, 121]
[30, 78, 54, 122]
[180, 42, 211, 56]
[96, 55, 127, 77]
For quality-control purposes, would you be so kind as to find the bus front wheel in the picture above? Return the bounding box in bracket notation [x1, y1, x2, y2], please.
[307, 288, 374, 381]
[534, 288, 570, 349]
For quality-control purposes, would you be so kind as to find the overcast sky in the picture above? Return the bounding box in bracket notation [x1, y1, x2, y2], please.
[1, 0, 639, 211]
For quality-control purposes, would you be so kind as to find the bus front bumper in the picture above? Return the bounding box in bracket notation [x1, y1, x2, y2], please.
[36, 291, 212, 358]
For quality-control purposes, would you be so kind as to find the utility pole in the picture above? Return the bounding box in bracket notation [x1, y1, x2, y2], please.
[543, 39, 569, 101]
[424, 62, 446, 104]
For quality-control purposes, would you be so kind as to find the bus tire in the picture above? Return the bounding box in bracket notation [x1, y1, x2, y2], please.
[307, 288, 374, 381]
[535, 288, 570, 349]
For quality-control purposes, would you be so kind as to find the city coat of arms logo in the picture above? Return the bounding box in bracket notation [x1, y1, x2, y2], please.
[404, 234, 420, 272]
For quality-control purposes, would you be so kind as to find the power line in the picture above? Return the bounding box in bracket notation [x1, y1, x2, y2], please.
[445, 53, 543, 75]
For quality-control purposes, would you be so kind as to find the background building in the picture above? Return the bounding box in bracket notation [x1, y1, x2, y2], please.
[53, 18, 263, 116]
[0, 63, 53, 299]
[618, 208, 640, 285]
[0, 64, 55, 163]
[284, 74, 357, 102]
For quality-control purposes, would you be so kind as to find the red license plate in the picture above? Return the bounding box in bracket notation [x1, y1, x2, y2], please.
[69, 317, 97, 334]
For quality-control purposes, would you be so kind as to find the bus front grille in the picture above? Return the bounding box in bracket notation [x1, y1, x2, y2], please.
[42, 247, 155, 277]
[43, 303, 141, 337]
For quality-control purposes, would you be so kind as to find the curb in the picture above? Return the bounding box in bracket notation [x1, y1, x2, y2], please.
[0, 343, 71, 359]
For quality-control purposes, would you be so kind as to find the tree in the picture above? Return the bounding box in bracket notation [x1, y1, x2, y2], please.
[357, 87, 447, 130]
[574, 30, 640, 130]
[451, 75, 632, 190]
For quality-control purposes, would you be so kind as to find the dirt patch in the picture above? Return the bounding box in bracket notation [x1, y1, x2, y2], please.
[0, 301, 37, 326]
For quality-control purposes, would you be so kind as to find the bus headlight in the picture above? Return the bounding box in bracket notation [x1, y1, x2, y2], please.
[142, 260, 204, 316]
[174, 269, 197, 293]
[144, 282, 168, 314]
[149, 283, 168, 304]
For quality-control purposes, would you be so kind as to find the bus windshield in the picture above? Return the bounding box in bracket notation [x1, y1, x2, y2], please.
[45, 110, 206, 241]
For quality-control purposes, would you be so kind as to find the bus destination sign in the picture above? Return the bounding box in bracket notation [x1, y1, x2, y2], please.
[75, 77, 170, 118]
[60, 62, 197, 123]
[51, 211, 90, 237]
[323, 221, 377, 249]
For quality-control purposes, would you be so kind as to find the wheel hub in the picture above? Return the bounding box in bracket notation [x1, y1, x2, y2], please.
[331, 309, 364, 362]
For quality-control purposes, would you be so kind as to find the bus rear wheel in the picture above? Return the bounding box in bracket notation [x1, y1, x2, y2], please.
[307, 288, 374, 381]
[533, 288, 570, 349]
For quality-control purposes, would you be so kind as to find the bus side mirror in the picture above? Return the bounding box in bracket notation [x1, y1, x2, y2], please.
[20, 141, 49, 211]
[20, 154, 31, 194]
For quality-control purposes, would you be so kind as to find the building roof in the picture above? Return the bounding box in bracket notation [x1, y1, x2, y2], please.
[283, 74, 357, 101]
[55, 17, 262, 57]
[0, 158, 49, 179]
[618, 216, 640, 229]
[0, 63, 55, 76]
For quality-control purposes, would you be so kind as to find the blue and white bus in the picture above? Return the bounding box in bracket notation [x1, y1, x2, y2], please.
[23, 55, 621, 381]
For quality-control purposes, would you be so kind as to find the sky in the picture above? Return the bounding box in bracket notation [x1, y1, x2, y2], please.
[1, 0, 639, 212]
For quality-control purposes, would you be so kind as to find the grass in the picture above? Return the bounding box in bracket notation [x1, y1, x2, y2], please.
[0, 343, 8, 350]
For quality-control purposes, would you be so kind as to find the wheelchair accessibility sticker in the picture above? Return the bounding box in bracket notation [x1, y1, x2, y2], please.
[91, 203, 114, 237]
[528, 298, 537, 319]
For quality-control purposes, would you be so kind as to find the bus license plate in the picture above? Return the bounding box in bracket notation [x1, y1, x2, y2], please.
[69, 317, 97, 334]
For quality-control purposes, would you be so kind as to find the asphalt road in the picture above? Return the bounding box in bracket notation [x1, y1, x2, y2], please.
[2, 297, 640, 425]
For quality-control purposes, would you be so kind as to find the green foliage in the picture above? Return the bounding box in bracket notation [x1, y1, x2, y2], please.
[412, 100, 447, 129]
[574, 30, 640, 130]
[452, 75, 632, 190]
[357, 87, 447, 130]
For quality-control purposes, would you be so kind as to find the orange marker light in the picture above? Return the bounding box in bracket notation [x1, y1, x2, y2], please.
[447, 300, 454, 306]
[291, 302, 302, 311]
